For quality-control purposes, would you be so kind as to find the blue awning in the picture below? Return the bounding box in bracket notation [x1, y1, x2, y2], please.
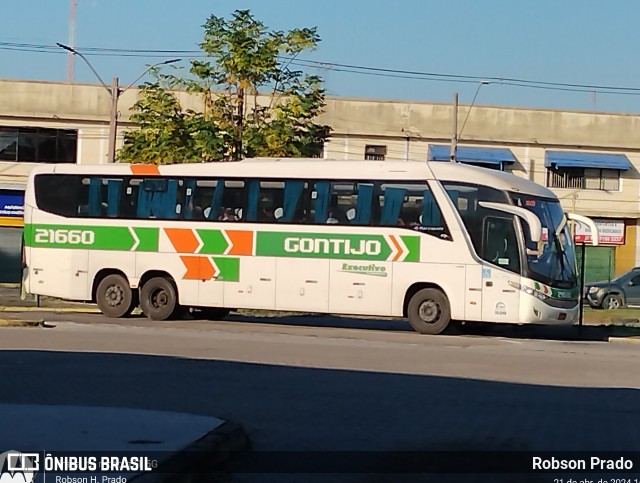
[545, 151, 631, 171]
[428, 144, 516, 166]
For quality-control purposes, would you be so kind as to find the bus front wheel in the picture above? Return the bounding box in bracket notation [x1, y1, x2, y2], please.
[407, 288, 451, 335]
[140, 277, 178, 321]
[96, 274, 136, 318]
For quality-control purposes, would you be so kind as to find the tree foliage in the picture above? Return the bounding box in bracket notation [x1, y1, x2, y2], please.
[118, 9, 331, 164]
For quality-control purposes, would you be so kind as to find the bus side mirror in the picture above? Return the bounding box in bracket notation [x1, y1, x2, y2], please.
[478, 202, 543, 242]
[566, 212, 599, 246]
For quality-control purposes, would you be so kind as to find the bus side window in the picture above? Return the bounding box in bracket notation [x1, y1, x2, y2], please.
[329, 182, 354, 224]
[192, 179, 222, 221]
[34, 174, 80, 217]
[310, 181, 330, 223]
[352, 183, 374, 225]
[483, 216, 521, 273]
[183, 178, 198, 219]
[280, 180, 305, 223]
[219, 180, 245, 222]
[255, 180, 285, 223]
[379, 185, 407, 226]
[377, 182, 449, 238]
[134, 178, 180, 219]
[105, 179, 123, 217]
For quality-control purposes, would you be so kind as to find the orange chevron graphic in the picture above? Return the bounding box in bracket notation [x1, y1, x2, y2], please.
[226, 230, 253, 255]
[165, 228, 200, 253]
[130, 164, 160, 176]
[389, 235, 403, 261]
[180, 256, 215, 280]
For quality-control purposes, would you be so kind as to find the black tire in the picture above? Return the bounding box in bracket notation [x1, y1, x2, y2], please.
[193, 307, 231, 320]
[407, 288, 451, 335]
[140, 277, 178, 321]
[602, 293, 623, 310]
[96, 274, 135, 318]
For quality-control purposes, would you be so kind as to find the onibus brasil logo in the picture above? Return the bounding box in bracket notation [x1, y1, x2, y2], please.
[0, 451, 39, 483]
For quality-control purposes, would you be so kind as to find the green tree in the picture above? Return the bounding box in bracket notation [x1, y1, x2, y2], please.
[118, 9, 331, 164]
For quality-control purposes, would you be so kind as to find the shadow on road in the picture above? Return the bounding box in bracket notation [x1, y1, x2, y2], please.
[219, 312, 640, 342]
[1, 349, 638, 455]
[21, 307, 640, 343]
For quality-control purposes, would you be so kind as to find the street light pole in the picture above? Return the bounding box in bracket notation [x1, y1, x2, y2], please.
[450, 92, 458, 162]
[451, 81, 489, 163]
[56, 43, 180, 163]
[458, 81, 489, 143]
[108, 76, 119, 164]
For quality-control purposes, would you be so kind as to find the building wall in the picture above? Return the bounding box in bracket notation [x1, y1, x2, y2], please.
[614, 221, 638, 275]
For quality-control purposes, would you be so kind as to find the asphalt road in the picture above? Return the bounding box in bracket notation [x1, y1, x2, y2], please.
[1, 313, 640, 481]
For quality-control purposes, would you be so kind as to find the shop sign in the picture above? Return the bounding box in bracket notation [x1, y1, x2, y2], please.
[574, 218, 624, 244]
[0, 189, 24, 218]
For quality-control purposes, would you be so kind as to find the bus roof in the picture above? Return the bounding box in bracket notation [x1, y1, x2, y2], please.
[30, 158, 556, 198]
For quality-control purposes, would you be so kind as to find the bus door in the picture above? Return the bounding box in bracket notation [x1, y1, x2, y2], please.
[465, 265, 483, 321]
[480, 216, 520, 322]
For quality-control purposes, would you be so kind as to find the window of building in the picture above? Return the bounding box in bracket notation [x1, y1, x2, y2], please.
[0, 127, 78, 163]
[364, 145, 387, 161]
[547, 167, 621, 191]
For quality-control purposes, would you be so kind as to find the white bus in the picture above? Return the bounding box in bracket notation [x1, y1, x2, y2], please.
[22, 158, 597, 334]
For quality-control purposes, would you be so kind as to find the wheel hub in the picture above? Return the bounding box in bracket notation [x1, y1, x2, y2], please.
[418, 300, 440, 323]
[151, 289, 168, 308]
[105, 285, 124, 307]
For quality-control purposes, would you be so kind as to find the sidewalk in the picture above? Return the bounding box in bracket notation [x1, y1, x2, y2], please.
[0, 283, 102, 313]
[0, 404, 248, 482]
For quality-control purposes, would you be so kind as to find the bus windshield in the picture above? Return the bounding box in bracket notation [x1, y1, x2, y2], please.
[512, 194, 577, 289]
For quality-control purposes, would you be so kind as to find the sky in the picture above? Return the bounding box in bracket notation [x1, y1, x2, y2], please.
[3, 0, 640, 114]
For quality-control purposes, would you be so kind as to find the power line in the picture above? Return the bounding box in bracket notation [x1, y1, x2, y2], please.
[3, 40, 640, 96]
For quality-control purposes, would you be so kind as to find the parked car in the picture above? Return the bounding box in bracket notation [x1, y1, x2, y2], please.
[585, 267, 640, 309]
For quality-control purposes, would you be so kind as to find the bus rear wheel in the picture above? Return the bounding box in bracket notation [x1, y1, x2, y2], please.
[96, 274, 135, 318]
[140, 277, 178, 321]
[407, 288, 451, 335]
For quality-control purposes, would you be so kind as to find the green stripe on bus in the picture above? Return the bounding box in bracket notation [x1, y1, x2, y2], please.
[400, 235, 420, 262]
[133, 227, 159, 252]
[255, 231, 420, 261]
[212, 256, 239, 282]
[24, 223, 420, 262]
[196, 229, 229, 254]
[24, 224, 159, 252]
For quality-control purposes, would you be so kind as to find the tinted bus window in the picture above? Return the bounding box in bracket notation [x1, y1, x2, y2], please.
[34, 174, 81, 217]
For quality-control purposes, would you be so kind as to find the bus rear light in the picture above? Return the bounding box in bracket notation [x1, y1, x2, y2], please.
[558, 312, 567, 321]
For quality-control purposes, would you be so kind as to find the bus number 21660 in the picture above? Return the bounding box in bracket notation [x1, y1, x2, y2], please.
[34, 228, 95, 245]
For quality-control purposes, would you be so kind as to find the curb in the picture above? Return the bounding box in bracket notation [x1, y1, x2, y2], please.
[130, 420, 249, 483]
[0, 318, 46, 327]
[608, 336, 640, 344]
[0, 306, 102, 313]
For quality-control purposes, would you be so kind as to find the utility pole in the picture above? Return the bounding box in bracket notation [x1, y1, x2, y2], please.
[450, 92, 458, 162]
[107, 77, 120, 164]
[450, 81, 488, 163]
